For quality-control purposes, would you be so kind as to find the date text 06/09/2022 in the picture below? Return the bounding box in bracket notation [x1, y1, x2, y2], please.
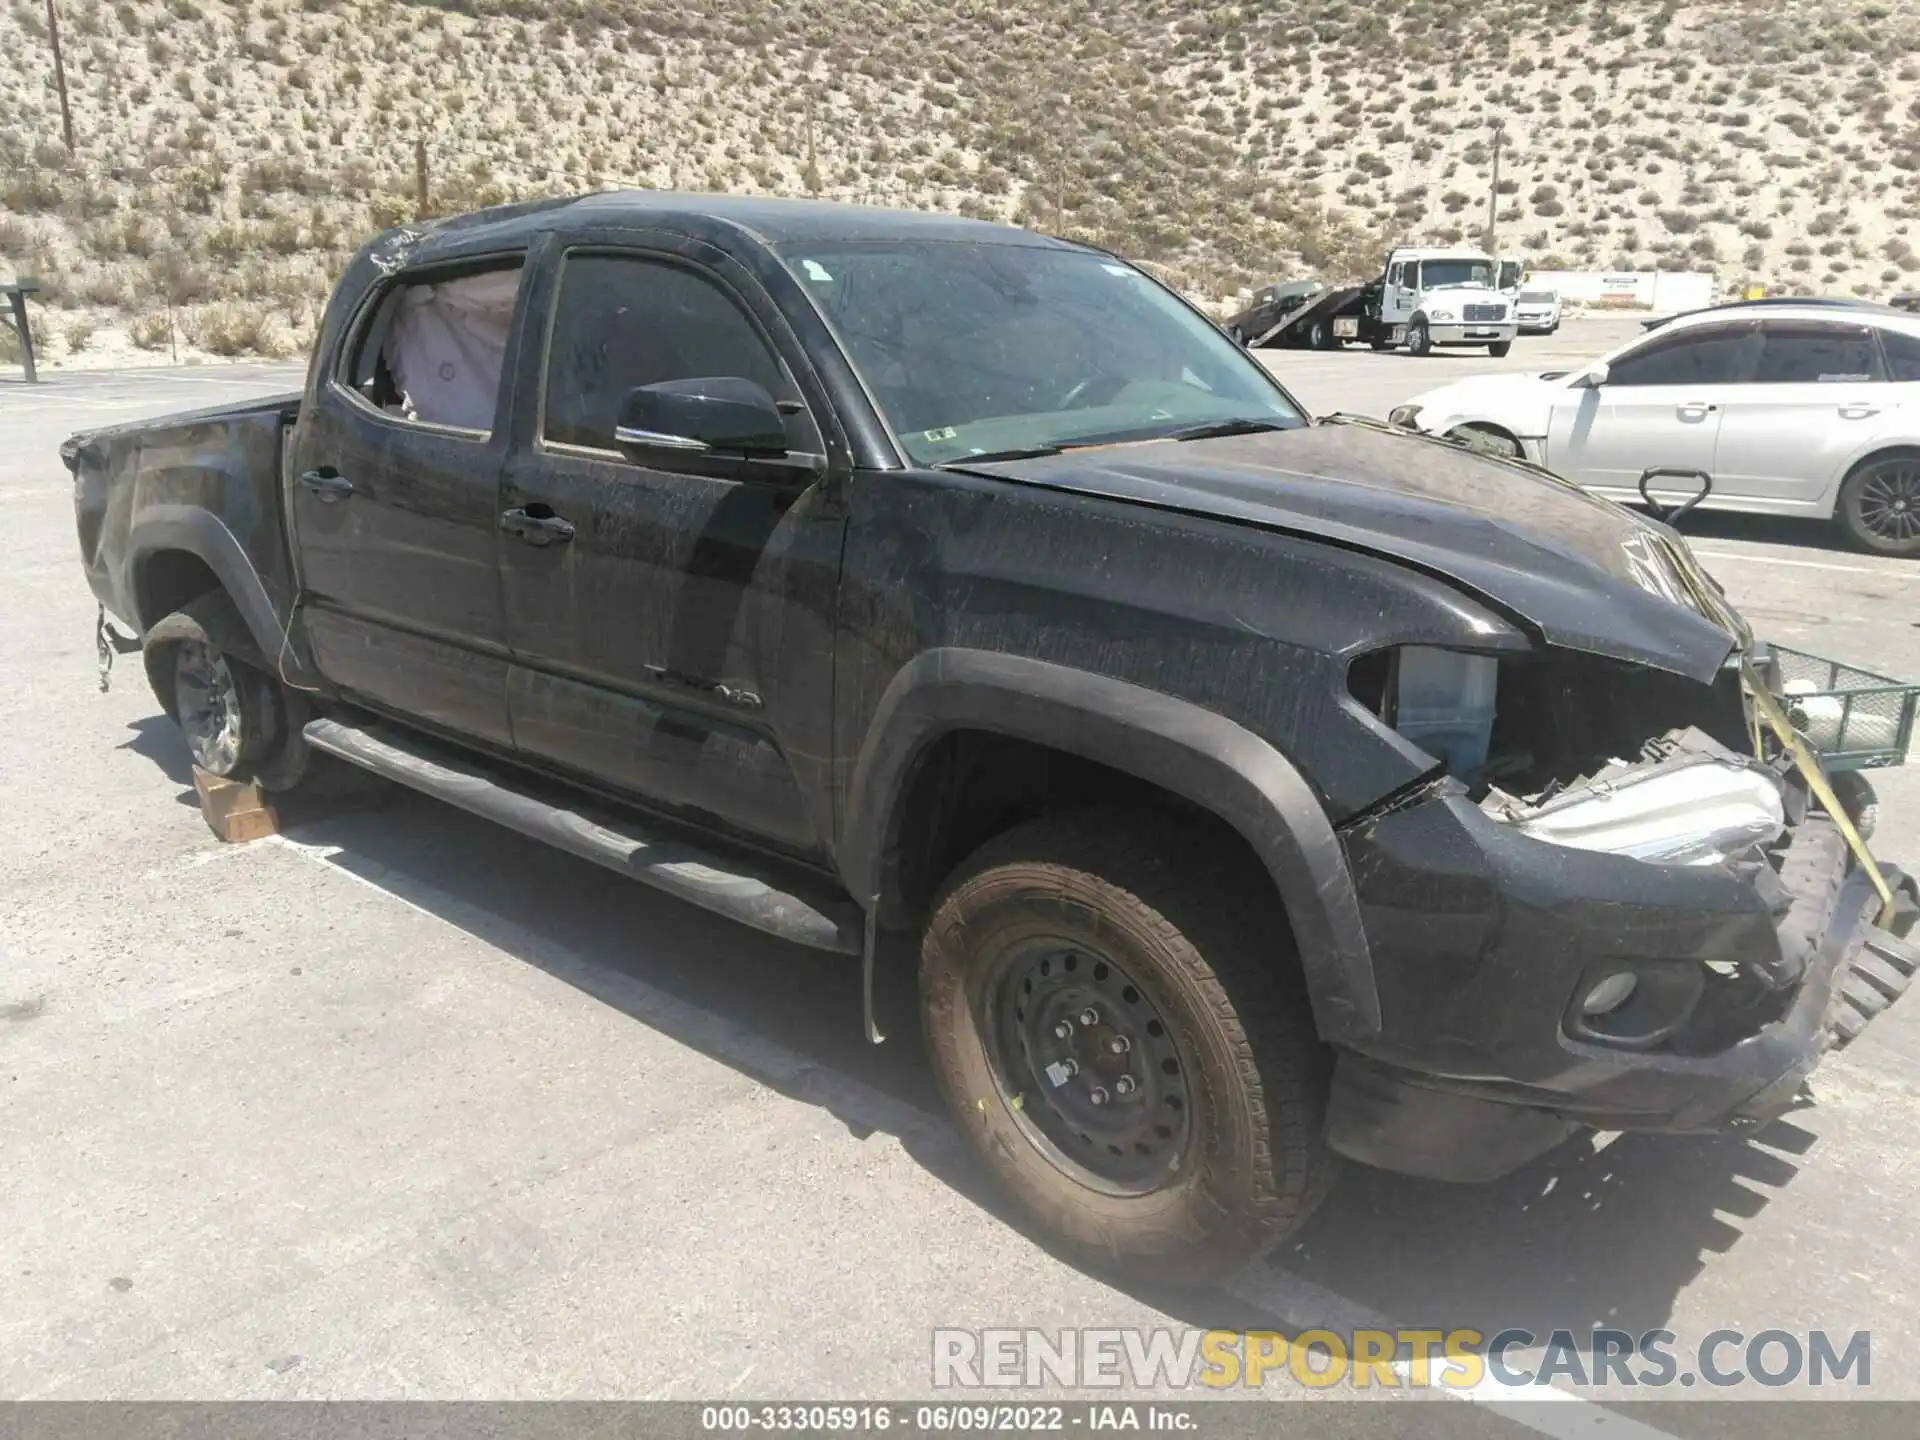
[700, 1404, 1196, 1432]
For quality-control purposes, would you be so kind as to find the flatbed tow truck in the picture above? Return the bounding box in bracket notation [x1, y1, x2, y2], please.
[1230, 246, 1520, 356]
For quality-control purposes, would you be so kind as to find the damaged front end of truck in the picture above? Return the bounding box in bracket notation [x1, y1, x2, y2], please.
[1329, 541, 1920, 1182]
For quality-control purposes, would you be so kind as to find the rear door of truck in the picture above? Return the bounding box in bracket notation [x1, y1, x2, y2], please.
[288, 250, 533, 747]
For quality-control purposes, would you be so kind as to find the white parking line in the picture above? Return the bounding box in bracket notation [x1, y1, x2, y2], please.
[1226, 1270, 1683, 1437]
[255, 829, 1681, 1435]
[1692, 548, 1920, 579]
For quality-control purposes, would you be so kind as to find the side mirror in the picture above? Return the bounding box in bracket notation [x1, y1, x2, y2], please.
[615, 377, 789, 457]
[1578, 362, 1610, 389]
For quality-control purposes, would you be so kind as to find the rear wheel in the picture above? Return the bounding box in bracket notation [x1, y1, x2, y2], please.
[145, 591, 311, 788]
[1837, 453, 1920, 558]
[920, 810, 1337, 1285]
[1305, 317, 1332, 350]
[1407, 318, 1432, 357]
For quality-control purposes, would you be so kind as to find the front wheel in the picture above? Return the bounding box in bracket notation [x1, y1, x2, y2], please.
[920, 811, 1337, 1285]
[1837, 453, 1920, 557]
[1488, 340, 1513, 358]
[1448, 424, 1524, 459]
[1407, 318, 1432, 357]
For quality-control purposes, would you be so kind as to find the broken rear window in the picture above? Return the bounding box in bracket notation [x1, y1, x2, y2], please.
[343, 261, 525, 435]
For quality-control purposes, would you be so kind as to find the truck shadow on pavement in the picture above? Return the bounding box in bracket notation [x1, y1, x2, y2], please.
[257, 776, 1815, 1346]
[119, 714, 204, 805]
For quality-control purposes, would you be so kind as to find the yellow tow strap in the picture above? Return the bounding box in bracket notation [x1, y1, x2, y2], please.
[1742, 658, 1898, 928]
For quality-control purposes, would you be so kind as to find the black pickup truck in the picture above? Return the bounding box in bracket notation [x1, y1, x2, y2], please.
[65, 194, 1919, 1283]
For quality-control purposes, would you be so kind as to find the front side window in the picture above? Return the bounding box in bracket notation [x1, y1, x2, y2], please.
[1607, 324, 1760, 387]
[1884, 327, 1920, 383]
[542, 253, 789, 452]
[1754, 324, 1884, 384]
[344, 262, 525, 435]
[784, 242, 1303, 466]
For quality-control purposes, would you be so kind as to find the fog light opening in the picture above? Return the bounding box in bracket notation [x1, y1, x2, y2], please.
[1581, 971, 1640, 1018]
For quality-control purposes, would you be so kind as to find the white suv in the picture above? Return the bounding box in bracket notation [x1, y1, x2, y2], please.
[1390, 301, 1920, 556]
[1513, 289, 1562, 335]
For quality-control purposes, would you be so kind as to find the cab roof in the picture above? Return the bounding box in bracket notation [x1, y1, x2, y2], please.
[389, 190, 1066, 256]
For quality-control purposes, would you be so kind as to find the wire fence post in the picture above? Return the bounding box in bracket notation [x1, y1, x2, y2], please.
[46, 0, 75, 152]
[5, 284, 42, 383]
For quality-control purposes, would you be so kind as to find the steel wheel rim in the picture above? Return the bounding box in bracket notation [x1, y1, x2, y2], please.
[1855, 462, 1920, 544]
[983, 939, 1196, 1196]
[174, 639, 243, 773]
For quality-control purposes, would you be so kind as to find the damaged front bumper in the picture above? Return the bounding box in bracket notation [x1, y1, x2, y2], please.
[1326, 733, 1920, 1183]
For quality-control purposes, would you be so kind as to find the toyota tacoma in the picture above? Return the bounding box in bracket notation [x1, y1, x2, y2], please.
[65, 194, 1920, 1284]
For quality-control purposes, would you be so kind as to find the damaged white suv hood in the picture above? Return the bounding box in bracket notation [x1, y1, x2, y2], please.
[1396, 370, 1569, 446]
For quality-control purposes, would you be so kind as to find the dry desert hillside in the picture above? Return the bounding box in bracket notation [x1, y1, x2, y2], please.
[2, 0, 1919, 363]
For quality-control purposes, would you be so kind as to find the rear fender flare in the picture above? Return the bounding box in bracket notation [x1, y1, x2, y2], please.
[841, 649, 1381, 1042]
[129, 506, 313, 685]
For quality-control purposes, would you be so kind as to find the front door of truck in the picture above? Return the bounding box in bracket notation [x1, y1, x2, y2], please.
[496, 238, 843, 858]
[289, 255, 529, 746]
[1384, 262, 1414, 326]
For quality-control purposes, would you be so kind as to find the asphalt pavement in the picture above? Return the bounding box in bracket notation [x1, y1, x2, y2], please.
[3, 332, 1919, 1430]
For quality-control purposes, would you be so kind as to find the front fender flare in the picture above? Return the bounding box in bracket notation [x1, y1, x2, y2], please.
[841, 649, 1381, 1042]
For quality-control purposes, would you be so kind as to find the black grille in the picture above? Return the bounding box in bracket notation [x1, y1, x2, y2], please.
[1464, 304, 1505, 322]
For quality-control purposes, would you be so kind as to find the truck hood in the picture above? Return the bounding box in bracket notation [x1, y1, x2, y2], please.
[963, 421, 1740, 681]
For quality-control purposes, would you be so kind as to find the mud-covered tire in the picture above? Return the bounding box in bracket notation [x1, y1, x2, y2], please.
[143, 591, 307, 788]
[920, 809, 1337, 1286]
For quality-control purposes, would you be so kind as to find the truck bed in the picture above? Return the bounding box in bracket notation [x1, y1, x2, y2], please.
[65, 392, 304, 647]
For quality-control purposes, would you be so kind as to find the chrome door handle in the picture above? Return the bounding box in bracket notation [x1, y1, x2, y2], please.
[298, 469, 355, 501]
[501, 507, 576, 546]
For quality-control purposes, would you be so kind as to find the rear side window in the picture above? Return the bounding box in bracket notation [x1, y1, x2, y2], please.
[1755, 324, 1883, 383]
[1882, 328, 1920, 382]
[542, 254, 788, 452]
[342, 262, 524, 435]
[1608, 324, 1759, 387]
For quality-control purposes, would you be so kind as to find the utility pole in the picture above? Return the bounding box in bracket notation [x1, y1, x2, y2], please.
[1486, 122, 1503, 254]
[414, 134, 429, 219]
[46, 0, 75, 153]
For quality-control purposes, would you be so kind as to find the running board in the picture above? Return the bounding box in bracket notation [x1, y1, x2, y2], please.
[302, 717, 864, 956]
